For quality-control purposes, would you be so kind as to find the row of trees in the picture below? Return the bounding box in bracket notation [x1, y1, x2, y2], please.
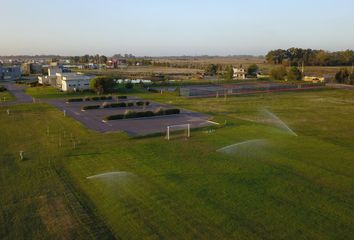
[266, 48, 354, 66]
[270, 66, 303, 81]
[70, 55, 108, 64]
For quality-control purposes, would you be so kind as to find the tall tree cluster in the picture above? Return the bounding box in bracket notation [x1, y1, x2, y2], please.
[266, 48, 354, 66]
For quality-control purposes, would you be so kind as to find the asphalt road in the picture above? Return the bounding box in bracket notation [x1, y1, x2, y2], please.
[1, 82, 33, 105]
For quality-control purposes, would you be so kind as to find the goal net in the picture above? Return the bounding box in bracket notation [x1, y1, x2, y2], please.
[166, 124, 191, 140]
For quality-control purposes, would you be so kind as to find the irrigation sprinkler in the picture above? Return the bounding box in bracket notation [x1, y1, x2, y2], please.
[63, 110, 66, 117]
[46, 126, 50, 136]
[6, 109, 10, 115]
[33, 97, 36, 103]
[19, 151, 24, 160]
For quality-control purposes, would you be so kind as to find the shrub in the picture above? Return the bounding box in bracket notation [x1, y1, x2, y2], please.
[136, 101, 150, 106]
[0, 86, 7, 92]
[154, 107, 165, 115]
[105, 114, 124, 120]
[127, 102, 134, 107]
[103, 102, 126, 108]
[90, 76, 115, 94]
[270, 66, 287, 80]
[82, 105, 100, 110]
[136, 111, 155, 118]
[92, 96, 100, 101]
[67, 98, 84, 102]
[84, 97, 91, 101]
[164, 109, 181, 115]
[148, 88, 159, 93]
[100, 96, 112, 100]
[125, 81, 134, 89]
[124, 110, 137, 119]
[104, 108, 181, 121]
[117, 96, 128, 99]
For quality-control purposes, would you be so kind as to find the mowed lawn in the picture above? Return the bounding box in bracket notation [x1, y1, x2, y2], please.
[0, 91, 14, 102]
[1, 89, 354, 239]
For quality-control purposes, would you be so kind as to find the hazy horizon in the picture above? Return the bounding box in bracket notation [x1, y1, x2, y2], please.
[1, 0, 354, 56]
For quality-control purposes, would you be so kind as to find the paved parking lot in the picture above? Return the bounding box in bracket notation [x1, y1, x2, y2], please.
[46, 97, 213, 136]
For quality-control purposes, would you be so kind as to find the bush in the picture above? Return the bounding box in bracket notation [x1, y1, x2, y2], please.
[0, 86, 7, 92]
[117, 96, 128, 99]
[154, 107, 165, 115]
[136, 101, 150, 106]
[84, 97, 91, 101]
[164, 109, 181, 115]
[103, 102, 127, 108]
[127, 102, 134, 107]
[287, 67, 303, 81]
[90, 76, 115, 94]
[125, 81, 134, 89]
[270, 66, 287, 80]
[100, 96, 112, 100]
[82, 105, 100, 110]
[67, 98, 84, 102]
[104, 108, 181, 121]
[105, 114, 124, 120]
[124, 110, 137, 119]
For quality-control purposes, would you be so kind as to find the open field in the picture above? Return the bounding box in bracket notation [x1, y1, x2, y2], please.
[0, 91, 14, 102]
[1, 88, 354, 239]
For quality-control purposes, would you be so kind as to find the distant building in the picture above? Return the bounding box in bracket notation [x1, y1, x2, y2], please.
[59, 73, 94, 92]
[233, 66, 246, 80]
[21, 63, 42, 75]
[38, 66, 62, 86]
[0, 66, 21, 81]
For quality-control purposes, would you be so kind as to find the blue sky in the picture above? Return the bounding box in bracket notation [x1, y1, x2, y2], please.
[1, 0, 354, 56]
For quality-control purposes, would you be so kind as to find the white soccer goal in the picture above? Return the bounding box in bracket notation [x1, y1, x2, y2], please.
[166, 124, 191, 140]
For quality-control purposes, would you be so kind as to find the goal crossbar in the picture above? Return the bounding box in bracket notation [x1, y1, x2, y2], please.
[166, 124, 191, 140]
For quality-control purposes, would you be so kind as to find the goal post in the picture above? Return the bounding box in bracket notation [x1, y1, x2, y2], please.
[166, 124, 191, 140]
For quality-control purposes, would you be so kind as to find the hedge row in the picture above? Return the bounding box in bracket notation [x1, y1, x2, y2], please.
[104, 108, 180, 121]
[82, 105, 100, 110]
[68, 95, 124, 102]
[103, 101, 150, 109]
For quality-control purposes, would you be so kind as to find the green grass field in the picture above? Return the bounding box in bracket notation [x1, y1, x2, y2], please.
[1, 89, 354, 239]
[0, 91, 14, 102]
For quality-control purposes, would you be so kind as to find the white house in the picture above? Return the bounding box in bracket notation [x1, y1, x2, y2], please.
[59, 73, 93, 92]
[233, 67, 246, 80]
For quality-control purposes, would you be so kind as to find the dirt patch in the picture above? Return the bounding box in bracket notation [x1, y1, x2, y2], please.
[37, 195, 79, 239]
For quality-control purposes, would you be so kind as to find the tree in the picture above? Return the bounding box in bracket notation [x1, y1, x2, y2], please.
[247, 64, 259, 75]
[270, 66, 287, 80]
[287, 67, 303, 81]
[222, 65, 234, 80]
[205, 64, 218, 76]
[100, 55, 108, 64]
[335, 69, 351, 84]
[90, 76, 115, 94]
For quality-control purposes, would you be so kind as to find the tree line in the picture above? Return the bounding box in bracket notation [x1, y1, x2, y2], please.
[266, 48, 354, 66]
